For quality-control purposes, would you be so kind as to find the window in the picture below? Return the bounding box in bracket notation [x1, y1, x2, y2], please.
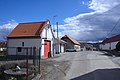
[18, 47, 22, 52]
[22, 42, 24, 47]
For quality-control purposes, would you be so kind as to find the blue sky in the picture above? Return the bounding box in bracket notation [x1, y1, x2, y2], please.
[0, 0, 120, 42]
[0, 0, 92, 24]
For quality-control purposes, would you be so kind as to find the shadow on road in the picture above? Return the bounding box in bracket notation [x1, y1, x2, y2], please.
[100, 51, 113, 57]
[100, 50, 120, 57]
[71, 68, 120, 80]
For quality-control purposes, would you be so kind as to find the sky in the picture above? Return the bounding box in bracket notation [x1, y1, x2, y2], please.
[0, 0, 120, 42]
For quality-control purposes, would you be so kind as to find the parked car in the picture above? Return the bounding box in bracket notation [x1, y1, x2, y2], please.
[66, 49, 76, 52]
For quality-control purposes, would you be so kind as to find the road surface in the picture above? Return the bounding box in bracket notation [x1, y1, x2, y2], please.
[54, 51, 120, 80]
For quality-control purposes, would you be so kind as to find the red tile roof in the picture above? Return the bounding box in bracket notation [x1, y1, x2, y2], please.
[102, 34, 120, 44]
[61, 35, 80, 45]
[7, 20, 49, 38]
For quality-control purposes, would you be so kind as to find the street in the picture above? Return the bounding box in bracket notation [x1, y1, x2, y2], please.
[54, 51, 120, 80]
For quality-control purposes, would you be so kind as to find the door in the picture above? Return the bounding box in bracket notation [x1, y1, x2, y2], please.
[44, 40, 51, 58]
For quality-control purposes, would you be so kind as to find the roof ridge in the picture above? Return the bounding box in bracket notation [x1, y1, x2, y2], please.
[62, 35, 80, 45]
[19, 21, 45, 24]
[102, 34, 120, 44]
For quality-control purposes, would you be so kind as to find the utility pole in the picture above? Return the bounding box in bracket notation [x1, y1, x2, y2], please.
[56, 22, 59, 38]
[53, 15, 57, 32]
[52, 15, 57, 57]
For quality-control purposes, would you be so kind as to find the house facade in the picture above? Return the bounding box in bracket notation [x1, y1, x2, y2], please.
[79, 42, 86, 51]
[100, 34, 120, 50]
[61, 35, 80, 51]
[54, 38, 66, 54]
[7, 20, 54, 58]
[80, 42, 96, 51]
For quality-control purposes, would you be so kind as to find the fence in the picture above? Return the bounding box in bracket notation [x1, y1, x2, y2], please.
[0, 47, 41, 80]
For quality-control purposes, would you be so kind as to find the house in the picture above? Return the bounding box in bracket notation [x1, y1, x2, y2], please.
[7, 20, 55, 58]
[80, 42, 95, 51]
[0, 41, 7, 51]
[79, 42, 87, 51]
[100, 34, 120, 50]
[54, 38, 66, 54]
[92, 43, 100, 51]
[61, 35, 80, 51]
[85, 43, 96, 51]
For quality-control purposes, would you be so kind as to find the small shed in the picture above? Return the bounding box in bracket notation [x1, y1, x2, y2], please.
[54, 38, 66, 54]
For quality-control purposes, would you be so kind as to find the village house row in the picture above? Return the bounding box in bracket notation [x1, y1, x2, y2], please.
[6, 20, 82, 58]
[1, 20, 120, 58]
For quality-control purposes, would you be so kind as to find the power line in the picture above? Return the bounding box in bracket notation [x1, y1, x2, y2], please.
[106, 17, 120, 37]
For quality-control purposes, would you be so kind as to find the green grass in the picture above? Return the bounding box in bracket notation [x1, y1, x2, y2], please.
[0, 51, 6, 56]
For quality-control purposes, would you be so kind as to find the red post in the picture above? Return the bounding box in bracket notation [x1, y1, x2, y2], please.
[39, 47, 41, 74]
[33, 47, 36, 66]
[26, 48, 28, 80]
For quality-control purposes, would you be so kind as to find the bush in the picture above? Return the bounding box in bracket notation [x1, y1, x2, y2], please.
[116, 42, 120, 51]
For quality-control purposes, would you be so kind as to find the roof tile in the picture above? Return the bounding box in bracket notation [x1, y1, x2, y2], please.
[7, 20, 48, 38]
[102, 34, 120, 44]
[61, 35, 80, 45]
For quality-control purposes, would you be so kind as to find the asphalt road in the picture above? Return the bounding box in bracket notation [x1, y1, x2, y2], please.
[55, 51, 120, 80]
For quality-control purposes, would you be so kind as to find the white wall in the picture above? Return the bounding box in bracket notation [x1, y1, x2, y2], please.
[40, 22, 54, 57]
[81, 47, 86, 51]
[54, 44, 59, 53]
[61, 44, 64, 53]
[54, 39, 66, 53]
[74, 45, 81, 51]
[99, 44, 102, 50]
[100, 41, 118, 50]
[102, 43, 110, 50]
[7, 38, 41, 55]
[54, 39, 59, 53]
[111, 41, 118, 50]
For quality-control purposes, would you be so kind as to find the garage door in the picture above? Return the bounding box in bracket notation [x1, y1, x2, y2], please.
[44, 40, 51, 58]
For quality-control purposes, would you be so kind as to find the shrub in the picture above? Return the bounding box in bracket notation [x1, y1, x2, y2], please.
[116, 42, 120, 51]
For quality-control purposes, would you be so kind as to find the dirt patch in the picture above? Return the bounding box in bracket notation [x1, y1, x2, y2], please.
[40, 59, 70, 80]
[0, 58, 71, 80]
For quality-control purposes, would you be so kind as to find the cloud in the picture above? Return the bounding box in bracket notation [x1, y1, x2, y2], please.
[88, 0, 120, 13]
[82, 1, 85, 5]
[0, 21, 18, 41]
[81, 1, 91, 6]
[59, 0, 120, 42]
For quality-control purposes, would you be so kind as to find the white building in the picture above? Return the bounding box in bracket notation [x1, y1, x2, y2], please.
[100, 34, 120, 50]
[54, 38, 66, 54]
[61, 35, 81, 51]
[7, 20, 55, 58]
